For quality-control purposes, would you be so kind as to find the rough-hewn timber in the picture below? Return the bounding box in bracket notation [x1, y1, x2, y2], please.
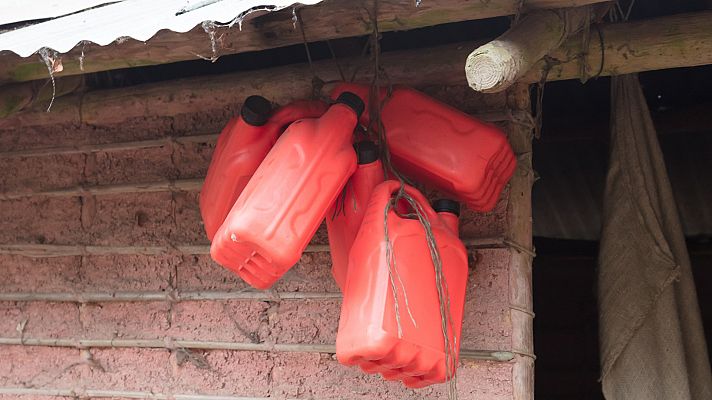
[523, 10, 712, 82]
[0, 75, 82, 118]
[2, 11, 710, 129]
[0, 0, 609, 84]
[505, 84, 536, 400]
[465, 7, 593, 93]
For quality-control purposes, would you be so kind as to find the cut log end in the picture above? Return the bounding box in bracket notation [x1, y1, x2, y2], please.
[465, 7, 594, 94]
[465, 46, 519, 93]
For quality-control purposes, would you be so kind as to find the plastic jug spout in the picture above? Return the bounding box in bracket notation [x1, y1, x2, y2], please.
[241, 95, 272, 126]
[432, 199, 460, 236]
[334, 92, 365, 118]
[354, 140, 379, 165]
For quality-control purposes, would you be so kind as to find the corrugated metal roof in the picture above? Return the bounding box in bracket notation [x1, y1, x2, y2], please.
[532, 132, 712, 240]
[0, 0, 322, 57]
[0, 1, 118, 25]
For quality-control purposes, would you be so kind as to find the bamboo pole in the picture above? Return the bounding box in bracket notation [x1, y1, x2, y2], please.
[0, 178, 204, 200]
[0, 290, 342, 303]
[0, 337, 514, 362]
[0, 387, 270, 400]
[465, 7, 592, 93]
[4, 11, 710, 129]
[0, 237, 507, 258]
[0, 0, 609, 84]
[0, 133, 219, 159]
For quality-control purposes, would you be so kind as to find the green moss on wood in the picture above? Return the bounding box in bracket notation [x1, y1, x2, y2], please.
[7, 58, 160, 83]
[1, 94, 25, 118]
[8, 63, 50, 82]
[378, 4, 496, 31]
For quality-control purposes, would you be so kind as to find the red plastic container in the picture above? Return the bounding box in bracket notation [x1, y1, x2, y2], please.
[210, 92, 365, 289]
[200, 96, 328, 240]
[331, 83, 516, 211]
[326, 141, 384, 291]
[336, 180, 468, 388]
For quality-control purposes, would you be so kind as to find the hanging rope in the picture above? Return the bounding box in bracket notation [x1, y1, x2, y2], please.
[611, 0, 636, 22]
[295, 7, 346, 100]
[364, 1, 458, 396]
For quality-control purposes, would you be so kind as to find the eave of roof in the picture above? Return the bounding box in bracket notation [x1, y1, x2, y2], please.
[0, 0, 321, 57]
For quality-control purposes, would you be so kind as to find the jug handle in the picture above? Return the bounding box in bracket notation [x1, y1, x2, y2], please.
[269, 99, 329, 128]
[379, 180, 439, 223]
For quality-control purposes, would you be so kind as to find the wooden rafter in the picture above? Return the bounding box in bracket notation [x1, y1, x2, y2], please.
[465, 7, 594, 93]
[2, 11, 710, 128]
[0, 0, 609, 84]
[0, 110, 523, 157]
[523, 10, 712, 82]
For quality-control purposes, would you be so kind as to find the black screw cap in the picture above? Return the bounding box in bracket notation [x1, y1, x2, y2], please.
[432, 199, 460, 216]
[354, 141, 379, 165]
[241, 95, 272, 126]
[336, 92, 365, 119]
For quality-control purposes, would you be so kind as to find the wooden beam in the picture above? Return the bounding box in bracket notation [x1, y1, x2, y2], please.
[0, 75, 82, 118]
[522, 10, 712, 82]
[0, 110, 522, 158]
[0, 42, 490, 128]
[0, 178, 205, 200]
[504, 83, 536, 400]
[465, 7, 592, 93]
[3, 11, 711, 129]
[0, 0, 609, 84]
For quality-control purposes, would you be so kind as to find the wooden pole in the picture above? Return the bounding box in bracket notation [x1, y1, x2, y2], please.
[0, 337, 514, 362]
[0, 133, 219, 159]
[522, 10, 712, 82]
[465, 7, 592, 93]
[505, 84, 536, 400]
[3, 11, 710, 129]
[0, 76, 82, 118]
[0, 0, 609, 84]
[0, 388, 266, 400]
[0, 290, 342, 303]
[0, 237, 507, 258]
[0, 178, 205, 200]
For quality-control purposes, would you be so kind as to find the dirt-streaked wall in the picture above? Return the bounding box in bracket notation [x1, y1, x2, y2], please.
[0, 85, 532, 399]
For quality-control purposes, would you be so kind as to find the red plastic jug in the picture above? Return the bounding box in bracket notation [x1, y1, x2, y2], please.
[326, 140, 384, 291]
[210, 92, 365, 289]
[336, 180, 468, 388]
[200, 96, 328, 240]
[330, 83, 516, 211]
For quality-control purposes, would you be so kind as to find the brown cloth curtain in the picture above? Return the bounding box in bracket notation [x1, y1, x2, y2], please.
[598, 74, 712, 399]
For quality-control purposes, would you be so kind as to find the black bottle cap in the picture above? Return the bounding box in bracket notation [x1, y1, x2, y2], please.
[336, 91, 365, 119]
[432, 199, 461, 216]
[354, 141, 379, 164]
[241, 95, 272, 126]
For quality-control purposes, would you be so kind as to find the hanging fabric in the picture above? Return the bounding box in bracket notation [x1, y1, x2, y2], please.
[598, 74, 712, 399]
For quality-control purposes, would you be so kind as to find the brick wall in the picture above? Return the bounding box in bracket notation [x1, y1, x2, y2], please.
[0, 84, 533, 399]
